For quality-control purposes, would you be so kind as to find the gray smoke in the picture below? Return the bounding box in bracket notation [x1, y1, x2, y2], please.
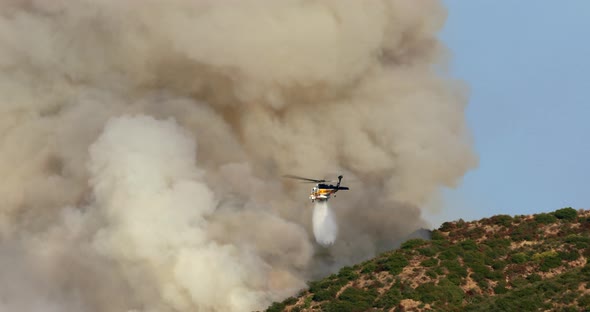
[0, 1, 476, 311]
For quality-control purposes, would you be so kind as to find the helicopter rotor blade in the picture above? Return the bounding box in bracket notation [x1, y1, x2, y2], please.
[282, 174, 327, 183]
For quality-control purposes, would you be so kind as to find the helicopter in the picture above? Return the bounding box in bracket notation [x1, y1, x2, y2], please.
[283, 174, 350, 202]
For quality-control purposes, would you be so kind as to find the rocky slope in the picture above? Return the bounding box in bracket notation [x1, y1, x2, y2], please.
[265, 207, 590, 311]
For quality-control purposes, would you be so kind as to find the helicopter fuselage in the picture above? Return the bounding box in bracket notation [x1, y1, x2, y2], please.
[309, 183, 348, 202]
[283, 174, 349, 203]
[309, 186, 332, 202]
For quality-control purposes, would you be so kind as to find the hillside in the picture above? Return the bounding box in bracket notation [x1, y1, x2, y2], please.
[265, 207, 590, 311]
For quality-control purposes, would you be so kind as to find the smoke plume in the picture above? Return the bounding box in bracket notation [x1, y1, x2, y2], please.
[0, 0, 476, 311]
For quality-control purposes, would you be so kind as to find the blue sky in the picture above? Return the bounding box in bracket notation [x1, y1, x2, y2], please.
[424, 1, 590, 227]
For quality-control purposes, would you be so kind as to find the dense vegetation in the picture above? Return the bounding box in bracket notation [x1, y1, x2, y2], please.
[264, 207, 590, 311]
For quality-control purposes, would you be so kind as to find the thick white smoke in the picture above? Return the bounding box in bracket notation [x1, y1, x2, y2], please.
[0, 1, 477, 311]
[312, 202, 338, 246]
[89, 115, 278, 311]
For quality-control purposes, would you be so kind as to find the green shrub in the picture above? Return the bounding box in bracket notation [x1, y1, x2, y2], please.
[431, 230, 445, 240]
[432, 239, 448, 249]
[412, 279, 464, 306]
[303, 296, 312, 308]
[558, 291, 577, 304]
[485, 238, 511, 248]
[511, 252, 528, 264]
[421, 258, 438, 267]
[437, 278, 465, 304]
[296, 289, 307, 298]
[374, 286, 401, 309]
[464, 251, 486, 265]
[532, 251, 562, 271]
[456, 218, 467, 228]
[368, 280, 384, 290]
[335, 287, 377, 310]
[509, 277, 528, 288]
[466, 227, 485, 240]
[425, 269, 438, 279]
[558, 250, 579, 261]
[377, 253, 409, 275]
[434, 266, 444, 275]
[322, 300, 367, 312]
[558, 271, 579, 289]
[532, 251, 556, 262]
[361, 262, 376, 274]
[313, 288, 338, 302]
[527, 273, 542, 282]
[283, 297, 297, 305]
[265, 302, 286, 312]
[578, 294, 590, 307]
[492, 260, 507, 271]
[486, 270, 504, 280]
[535, 213, 557, 224]
[510, 222, 538, 241]
[308, 280, 330, 293]
[505, 263, 528, 275]
[581, 263, 590, 281]
[460, 239, 478, 251]
[438, 249, 457, 260]
[494, 281, 508, 294]
[413, 282, 437, 303]
[491, 214, 513, 227]
[401, 238, 427, 249]
[536, 280, 561, 296]
[565, 234, 590, 243]
[553, 207, 577, 221]
[438, 244, 465, 260]
[540, 255, 562, 272]
[477, 279, 489, 289]
[484, 249, 502, 261]
[439, 222, 455, 232]
[338, 266, 359, 281]
[442, 259, 467, 284]
[564, 234, 590, 249]
[418, 246, 438, 257]
[309, 278, 347, 302]
[491, 292, 549, 311]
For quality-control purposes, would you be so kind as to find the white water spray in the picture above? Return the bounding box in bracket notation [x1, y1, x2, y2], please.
[312, 201, 338, 246]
